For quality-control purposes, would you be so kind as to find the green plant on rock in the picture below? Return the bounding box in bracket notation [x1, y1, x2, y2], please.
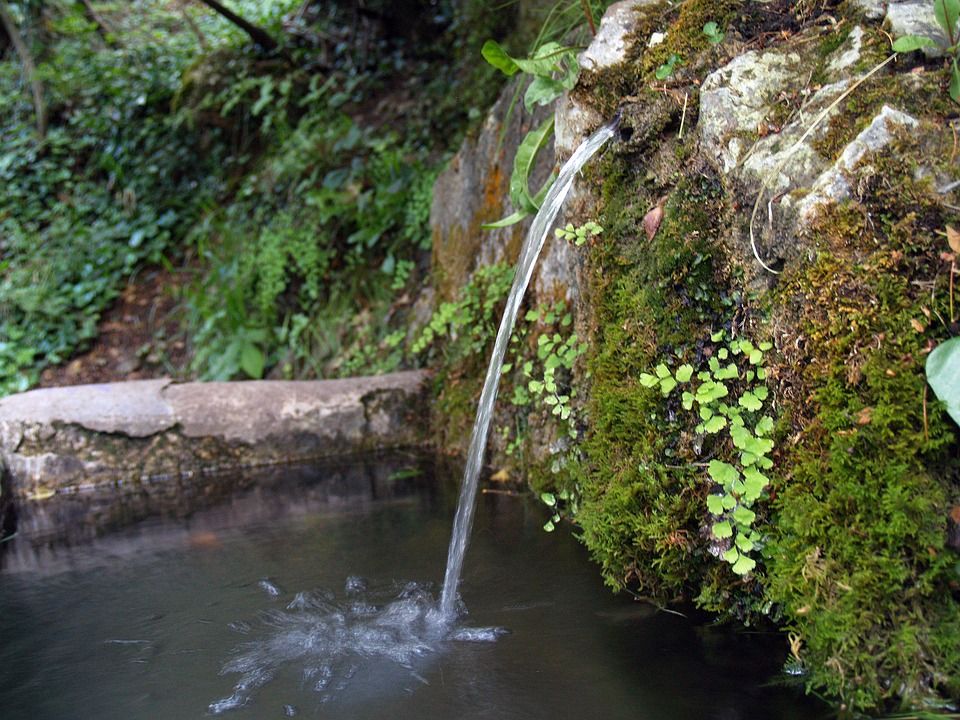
[412, 263, 515, 362]
[892, 0, 960, 102]
[554, 220, 603, 246]
[702, 21, 725, 46]
[641, 330, 775, 575]
[480, 39, 580, 228]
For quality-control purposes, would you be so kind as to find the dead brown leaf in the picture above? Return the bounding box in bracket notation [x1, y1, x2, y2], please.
[947, 225, 960, 254]
[856, 407, 873, 426]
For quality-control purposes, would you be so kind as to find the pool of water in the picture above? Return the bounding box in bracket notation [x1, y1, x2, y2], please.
[0, 455, 824, 719]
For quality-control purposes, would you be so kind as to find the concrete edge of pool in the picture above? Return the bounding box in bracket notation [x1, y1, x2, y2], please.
[0, 371, 430, 502]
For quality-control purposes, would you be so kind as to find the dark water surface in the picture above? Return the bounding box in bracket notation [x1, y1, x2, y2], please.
[0, 455, 825, 719]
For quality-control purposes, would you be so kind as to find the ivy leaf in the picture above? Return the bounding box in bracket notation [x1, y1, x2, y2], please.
[713, 520, 733, 539]
[707, 494, 725, 515]
[731, 554, 757, 575]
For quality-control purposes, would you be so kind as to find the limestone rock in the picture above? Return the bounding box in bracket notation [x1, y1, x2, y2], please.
[796, 105, 919, 221]
[430, 79, 553, 302]
[579, 0, 656, 71]
[698, 51, 805, 174]
[0, 372, 428, 497]
[886, 0, 952, 57]
[851, 0, 887, 19]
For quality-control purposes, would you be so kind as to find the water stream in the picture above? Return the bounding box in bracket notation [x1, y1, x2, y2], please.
[439, 119, 619, 618]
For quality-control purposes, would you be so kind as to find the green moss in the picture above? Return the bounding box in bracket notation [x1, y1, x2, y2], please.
[640, 0, 742, 74]
[576, 155, 738, 601]
[765, 139, 960, 710]
[813, 68, 957, 160]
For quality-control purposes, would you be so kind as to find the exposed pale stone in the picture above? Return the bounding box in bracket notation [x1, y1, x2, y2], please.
[698, 51, 805, 174]
[827, 25, 865, 76]
[886, 0, 952, 57]
[851, 0, 886, 20]
[0, 372, 428, 497]
[797, 105, 919, 221]
[579, 0, 653, 71]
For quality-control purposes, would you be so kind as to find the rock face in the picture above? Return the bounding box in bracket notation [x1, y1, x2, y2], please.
[430, 78, 554, 302]
[0, 372, 428, 498]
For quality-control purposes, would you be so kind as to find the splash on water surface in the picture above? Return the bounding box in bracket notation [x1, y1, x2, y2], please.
[209, 576, 506, 713]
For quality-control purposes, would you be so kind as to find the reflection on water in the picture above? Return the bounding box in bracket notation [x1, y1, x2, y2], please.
[0, 455, 825, 720]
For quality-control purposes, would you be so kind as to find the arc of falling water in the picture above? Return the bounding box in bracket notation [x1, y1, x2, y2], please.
[439, 116, 620, 619]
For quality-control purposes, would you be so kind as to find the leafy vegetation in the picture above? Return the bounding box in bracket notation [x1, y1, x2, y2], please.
[892, 0, 960, 102]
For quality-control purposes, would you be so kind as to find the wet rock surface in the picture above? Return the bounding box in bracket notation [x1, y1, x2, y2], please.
[0, 372, 429, 499]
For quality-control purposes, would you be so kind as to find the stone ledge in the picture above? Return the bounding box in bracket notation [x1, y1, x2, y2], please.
[0, 371, 429, 498]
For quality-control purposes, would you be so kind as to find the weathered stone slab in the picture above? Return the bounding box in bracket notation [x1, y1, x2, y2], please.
[0, 372, 428, 498]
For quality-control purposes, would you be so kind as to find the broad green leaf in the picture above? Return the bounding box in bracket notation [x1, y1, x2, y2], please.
[891, 35, 938, 52]
[700, 405, 714, 421]
[514, 42, 571, 77]
[510, 116, 555, 214]
[682, 391, 695, 410]
[708, 460, 739, 486]
[675, 364, 694, 382]
[710, 330, 725, 342]
[543, 520, 555, 532]
[524, 76, 566, 111]
[541, 492, 557, 506]
[655, 363, 672, 379]
[240, 343, 264, 379]
[713, 520, 733, 539]
[731, 554, 757, 575]
[735, 534, 754, 552]
[481, 40, 520, 75]
[926, 336, 960, 426]
[481, 208, 529, 229]
[707, 494, 725, 515]
[723, 547, 740, 563]
[739, 391, 762, 411]
[934, 0, 960, 40]
[721, 493, 737, 510]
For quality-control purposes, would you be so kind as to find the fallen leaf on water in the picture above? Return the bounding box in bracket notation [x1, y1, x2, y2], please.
[489, 468, 511, 483]
[26, 486, 56, 501]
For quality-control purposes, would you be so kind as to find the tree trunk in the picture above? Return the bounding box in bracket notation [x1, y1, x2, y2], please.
[0, 1, 46, 138]
[194, 0, 279, 52]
